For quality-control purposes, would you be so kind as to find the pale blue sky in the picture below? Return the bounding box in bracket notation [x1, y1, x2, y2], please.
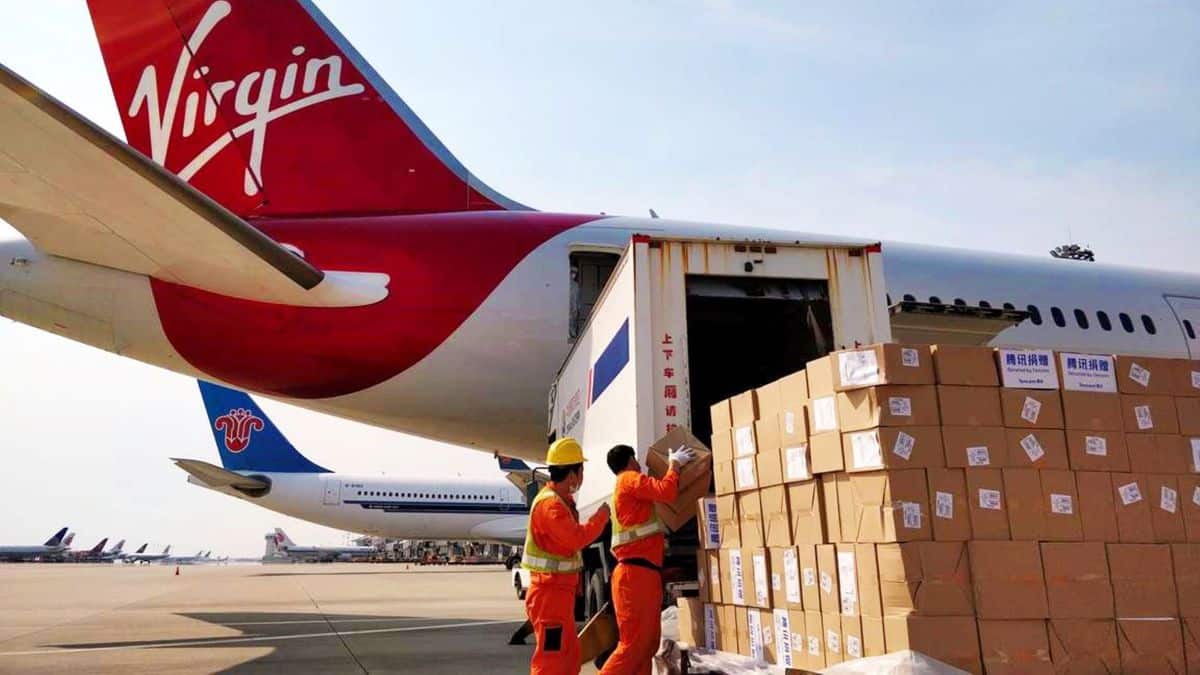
[0, 1, 1196, 555]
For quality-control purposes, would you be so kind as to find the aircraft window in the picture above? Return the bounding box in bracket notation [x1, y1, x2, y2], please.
[929, 296, 942, 304]
[902, 294, 916, 302]
[1074, 309, 1089, 330]
[1097, 311, 1112, 331]
[1027, 305, 1042, 325]
[570, 251, 620, 341]
[1142, 315, 1157, 335]
[1185, 320, 1197, 340]
[979, 300, 991, 309]
[1120, 313, 1134, 333]
[1050, 307, 1066, 327]
[1003, 302, 1015, 311]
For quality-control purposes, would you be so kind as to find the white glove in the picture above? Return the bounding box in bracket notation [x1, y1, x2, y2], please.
[669, 446, 696, 466]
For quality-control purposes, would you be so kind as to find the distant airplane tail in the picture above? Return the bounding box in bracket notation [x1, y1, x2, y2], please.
[274, 528, 297, 549]
[85, 0, 524, 217]
[89, 538, 109, 555]
[162, 545, 172, 556]
[62, 532, 76, 548]
[198, 381, 330, 473]
[134, 543, 148, 554]
[109, 539, 125, 554]
[44, 527, 69, 547]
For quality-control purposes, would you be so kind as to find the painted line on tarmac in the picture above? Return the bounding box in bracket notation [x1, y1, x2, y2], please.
[0, 619, 523, 657]
[224, 617, 431, 627]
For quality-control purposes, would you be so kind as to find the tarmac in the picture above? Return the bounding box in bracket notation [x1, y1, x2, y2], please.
[0, 563, 542, 674]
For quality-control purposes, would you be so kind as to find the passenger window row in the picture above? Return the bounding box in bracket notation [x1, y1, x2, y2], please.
[899, 294, 1162, 336]
[354, 490, 496, 500]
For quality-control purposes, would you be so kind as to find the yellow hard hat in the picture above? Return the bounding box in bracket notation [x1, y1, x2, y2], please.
[546, 437, 585, 466]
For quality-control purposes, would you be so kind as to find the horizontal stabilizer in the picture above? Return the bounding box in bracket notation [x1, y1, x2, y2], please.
[172, 458, 270, 492]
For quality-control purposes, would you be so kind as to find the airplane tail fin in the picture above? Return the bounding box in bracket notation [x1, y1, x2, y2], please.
[135, 543, 148, 554]
[90, 538, 109, 555]
[274, 528, 297, 549]
[85, 0, 526, 218]
[198, 381, 330, 473]
[44, 527, 69, 547]
[63, 532, 76, 548]
[163, 545, 172, 556]
[111, 539, 125, 554]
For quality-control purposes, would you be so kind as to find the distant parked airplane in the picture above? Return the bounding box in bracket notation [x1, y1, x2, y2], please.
[0, 527, 70, 561]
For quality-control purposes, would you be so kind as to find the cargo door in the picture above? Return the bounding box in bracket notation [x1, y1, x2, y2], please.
[1166, 295, 1200, 357]
[322, 479, 340, 505]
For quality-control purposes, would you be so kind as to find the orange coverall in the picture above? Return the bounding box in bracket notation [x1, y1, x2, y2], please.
[599, 468, 679, 675]
[526, 483, 609, 675]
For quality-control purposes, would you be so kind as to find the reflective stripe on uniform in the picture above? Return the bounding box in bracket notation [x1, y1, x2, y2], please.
[521, 553, 582, 573]
[521, 487, 584, 574]
[611, 519, 664, 546]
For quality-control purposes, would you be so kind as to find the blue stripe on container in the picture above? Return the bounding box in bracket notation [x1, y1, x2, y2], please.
[590, 319, 630, 406]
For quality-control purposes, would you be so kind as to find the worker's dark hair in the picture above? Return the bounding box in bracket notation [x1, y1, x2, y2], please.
[549, 463, 583, 483]
[607, 445, 636, 475]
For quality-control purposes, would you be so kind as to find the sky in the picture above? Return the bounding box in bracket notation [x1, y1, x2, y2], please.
[0, 1, 1197, 556]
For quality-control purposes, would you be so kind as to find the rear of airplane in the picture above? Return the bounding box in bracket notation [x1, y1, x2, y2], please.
[62, 532, 75, 548]
[198, 381, 330, 473]
[162, 545, 172, 556]
[134, 543, 148, 554]
[109, 539, 125, 554]
[89, 538, 109, 555]
[43, 527, 69, 547]
[274, 528, 298, 550]
[85, 0, 525, 218]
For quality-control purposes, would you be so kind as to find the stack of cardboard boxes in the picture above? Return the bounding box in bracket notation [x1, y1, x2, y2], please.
[679, 344, 1200, 674]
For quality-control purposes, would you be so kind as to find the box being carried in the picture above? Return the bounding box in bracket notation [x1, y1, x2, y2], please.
[645, 426, 714, 531]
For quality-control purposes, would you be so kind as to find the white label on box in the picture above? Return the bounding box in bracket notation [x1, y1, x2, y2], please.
[850, 431, 883, 469]
[812, 396, 838, 433]
[1021, 396, 1042, 423]
[1129, 362, 1152, 388]
[711, 565, 720, 589]
[730, 550, 746, 605]
[979, 488, 1002, 510]
[1118, 481, 1143, 506]
[1086, 436, 1109, 456]
[839, 349, 881, 387]
[698, 603, 717, 649]
[1193, 486, 1200, 507]
[837, 551, 858, 615]
[734, 425, 757, 457]
[888, 396, 913, 417]
[936, 491, 954, 519]
[772, 572, 782, 591]
[1020, 433, 1046, 463]
[893, 431, 916, 460]
[808, 636, 820, 656]
[1135, 405, 1154, 430]
[774, 610, 793, 668]
[747, 609, 764, 660]
[901, 347, 920, 367]
[1192, 371, 1200, 390]
[753, 553, 770, 606]
[1162, 486, 1179, 513]
[735, 456, 757, 490]
[847, 634, 863, 659]
[1059, 352, 1118, 392]
[761, 621, 774, 647]
[785, 445, 811, 480]
[784, 550, 801, 603]
[819, 571, 832, 595]
[784, 411, 796, 434]
[998, 348, 1059, 389]
[1192, 438, 1200, 472]
[826, 629, 841, 655]
[967, 445, 991, 466]
[702, 497, 720, 549]
[1050, 493, 1074, 514]
[902, 501, 923, 529]
[803, 567, 816, 587]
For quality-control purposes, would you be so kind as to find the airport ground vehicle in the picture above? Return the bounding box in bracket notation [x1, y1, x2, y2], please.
[543, 234, 890, 617]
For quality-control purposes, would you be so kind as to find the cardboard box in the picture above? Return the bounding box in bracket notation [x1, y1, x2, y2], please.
[809, 394, 840, 435]
[882, 616, 983, 675]
[997, 348, 1060, 390]
[816, 544, 840, 614]
[1185, 618, 1200, 675]
[841, 615, 865, 660]
[779, 370, 809, 410]
[733, 423, 757, 458]
[756, 449, 784, 489]
[798, 544, 821, 611]
[932, 344, 1000, 386]
[1182, 475, 1200, 543]
[938, 385, 1004, 426]
[1041, 469, 1084, 541]
[757, 381, 783, 420]
[737, 491, 764, 548]
[703, 549, 723, 603]
[747, 548, 772, 609]
[757, 608, 777, 665]
[1116, 355, 1175, 395]
[1116, 618, 1185, 673]
[787, 480, 824, 545]
[927, 468, 972, 540]
[834, 544, 862, 616]
[1048, 619, 1120, 675]
[1108, 543, 1178, 618]
[836, 471, 857, 545]
[839, 469, 932, 543]
[1121, 394, 1180, 434]
[677, 598, 706, 649]
[782, 442, 812, 483]
[1041, 542, 1114, 618]
[716, 493, 740, 549]
[711, 428, 734, 463]
[754, 417, 781, 458]
[646, 427, 716, 529]
[1004, 468, 1047, 540]
[1006, 428, 1069, 469]
[1002, 388, 1065, 429]
[1148, 473, 1187, 543]
[1061, 391, 1123, 431]
[1111, 473, 1155, 543]
[724, 548, 748, 606]
[822, 611, 843, 665]
[734, 455, 758, 492]
[779, 609, 803, 669]
[1076, 472, 1120, 543]
[1065, 430, 1129, 472]
[877, 541, 973, 617]
[856, 544, 883, 619]
[731, 390, 758, 427]
[821, 474, 842, 543]
[837, 385, 940, 431]
[711, 399, 733, 433]
[833, 343, 934, 391]
[1173, 359, 1200, 398]
[802, 610, 825, 670]
[966, 468, 1011, 540]
[862, 616, 886, 658]
[714, 460, 736, 496]
[736, 606, 760, 659]
[1173, 544, 1200, 618]
[697, 496, 721, 549]
[770, 547, 804, 611]
[760, 485, 792, 548]
[842, 426, 944, 472]
[944, 425, 1009, 468]
[979, 620, 1053, 674]
[969, 541, 1049, 619]
[1179, 398, 1200, 436]
[809, 431, 844, 474]
[807, 356, 837, 398]
[781, 407, 807, 447]
[1058, 352, 1118, 393]
[717, 604, 739, 653]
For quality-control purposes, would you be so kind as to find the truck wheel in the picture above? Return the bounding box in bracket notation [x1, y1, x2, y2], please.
[514, 575, 527, 600]
[584, 570, 607, 619]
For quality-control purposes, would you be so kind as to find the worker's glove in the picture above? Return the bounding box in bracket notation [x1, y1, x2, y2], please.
[669, 446, 697, 466]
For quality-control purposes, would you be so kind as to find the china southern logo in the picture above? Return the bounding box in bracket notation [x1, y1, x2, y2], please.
[214, 408, 264, 453]
[126, 0, 365, 196]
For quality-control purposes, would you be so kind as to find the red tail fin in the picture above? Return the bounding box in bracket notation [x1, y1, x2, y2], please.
[86, 0, 525, 217]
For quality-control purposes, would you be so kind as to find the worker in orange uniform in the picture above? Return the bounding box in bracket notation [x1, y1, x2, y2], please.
[599, 443, 696, 675]
[523, 437, 611, 675]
